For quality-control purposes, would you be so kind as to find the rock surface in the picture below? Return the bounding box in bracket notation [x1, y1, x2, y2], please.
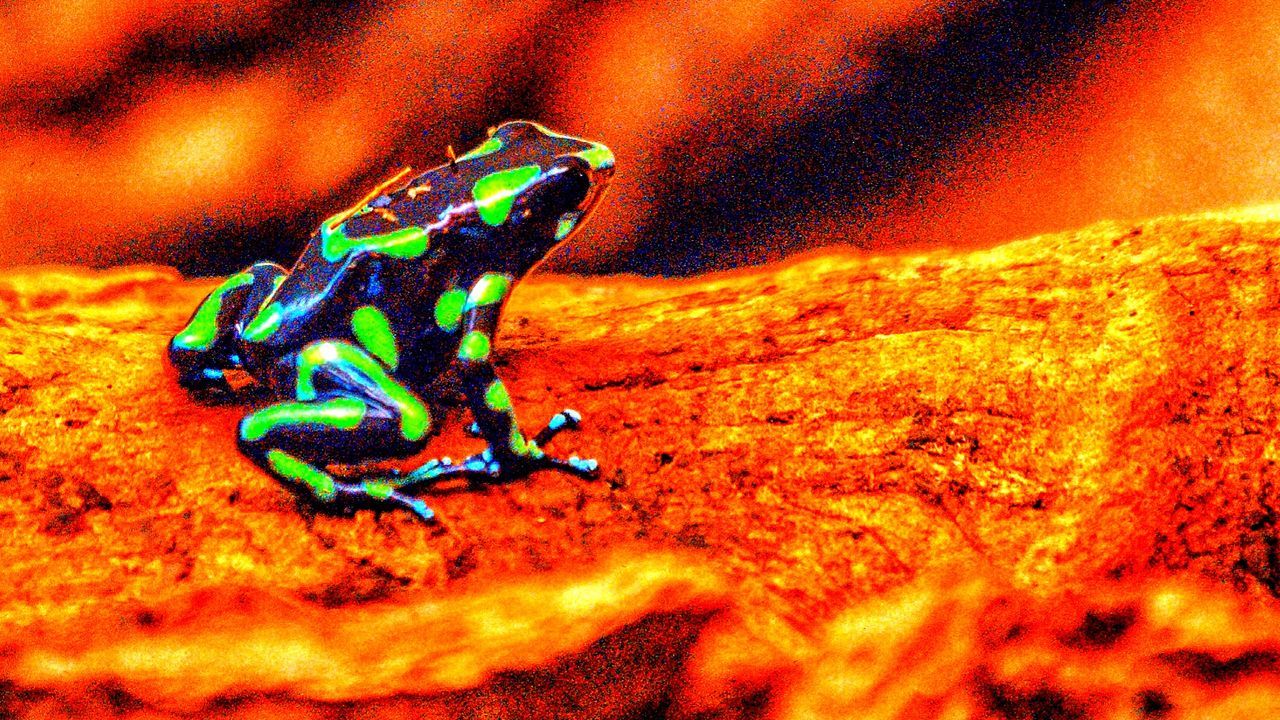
[4, 208, 1280, 717]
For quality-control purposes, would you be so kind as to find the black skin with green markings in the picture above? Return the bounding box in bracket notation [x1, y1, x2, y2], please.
[168, 121, 615, 522]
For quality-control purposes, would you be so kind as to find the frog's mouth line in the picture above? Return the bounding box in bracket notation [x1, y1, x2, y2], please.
[579, 180, 610, 214]
[577, 161, 614, 214]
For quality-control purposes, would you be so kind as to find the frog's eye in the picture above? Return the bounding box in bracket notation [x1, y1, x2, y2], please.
[547, 158, 592, 210]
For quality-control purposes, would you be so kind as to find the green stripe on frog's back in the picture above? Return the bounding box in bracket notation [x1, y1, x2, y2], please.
[458, 136, 503, 162]
[242, 301, 284, 342]
[321, 220, 430, 263]
[351, 305, 399, 369]
[172, 272, 254, 351]
[241, 274, 289, 342]
[472, 165, 542, 226]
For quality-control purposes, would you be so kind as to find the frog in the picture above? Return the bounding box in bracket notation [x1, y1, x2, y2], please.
[167, 120, 615, 523]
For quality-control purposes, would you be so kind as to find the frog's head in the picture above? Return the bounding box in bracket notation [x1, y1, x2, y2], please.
[461, 121, 614, 268]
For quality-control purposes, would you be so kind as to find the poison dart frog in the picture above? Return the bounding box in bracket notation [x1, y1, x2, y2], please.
[168, 121, 615, 522]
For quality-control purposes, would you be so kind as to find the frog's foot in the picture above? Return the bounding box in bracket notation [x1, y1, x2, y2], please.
[537, 453, 600, 479]
[177, 367, 237, 400]
[495, 450, 599, 481]
[400, 455, 489, 485]
[401, 445, 598, 489]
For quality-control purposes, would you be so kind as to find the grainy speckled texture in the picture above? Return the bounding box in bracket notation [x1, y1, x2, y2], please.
[5, 209, 1280, 718]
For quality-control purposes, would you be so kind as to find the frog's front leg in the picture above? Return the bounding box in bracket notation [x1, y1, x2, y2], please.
[169, 261, 286, 396]
[236, 340, 437, 521]
[464, 408, 583, 447]
[408, 274, 598, 486]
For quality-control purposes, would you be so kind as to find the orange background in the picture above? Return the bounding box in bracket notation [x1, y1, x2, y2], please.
[3, 0, 1277, 274]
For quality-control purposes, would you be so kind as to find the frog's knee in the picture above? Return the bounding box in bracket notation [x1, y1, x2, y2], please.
[235, 413, 272, 456]
[294, 340, 432, 445]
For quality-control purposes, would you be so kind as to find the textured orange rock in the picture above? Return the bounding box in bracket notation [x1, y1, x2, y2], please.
[4, 208, 1280, 717]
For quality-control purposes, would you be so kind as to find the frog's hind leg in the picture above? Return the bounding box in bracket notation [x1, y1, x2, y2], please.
[169, 262, 287, 396]
[236, 340, 437, 522]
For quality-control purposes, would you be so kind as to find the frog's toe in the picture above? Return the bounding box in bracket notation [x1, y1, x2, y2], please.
[532, 408, 585, 447]
[374, 488, 437, 523]
[404, 458, 447, 483]
[572, 455, 599, 475]
[401, 455, 497, 487]
[463, 451, 502, 479]
[406, 497, 437, 523]
[546, 454, 599, 480]
[557, 409, 583, 429]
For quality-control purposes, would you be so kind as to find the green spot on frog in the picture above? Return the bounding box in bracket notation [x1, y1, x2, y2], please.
[466, 273, 511, 309]
[321, 222, 429, 263]
[434, 288, 467, 332]
[363, 480, 394, 500]
[485, 380, 512, 412]
[510, 426, 530, 455]
[458, 331, 491, 361]
[472, 165, 541, 226]
[555, 211, 583, 240]
[351, 305, 398, 369]
[574, 144, 614, 171]
[458, 136, 503, 162]
[243, 302, 283, 342]
[266, 450, 335, 500]
[241, 397, 367, 442]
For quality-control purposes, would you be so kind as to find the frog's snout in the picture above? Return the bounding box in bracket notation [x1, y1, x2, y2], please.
[571, 144, 615, 209]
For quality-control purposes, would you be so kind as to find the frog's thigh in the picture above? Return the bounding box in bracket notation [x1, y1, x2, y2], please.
[236, 340, 432, 497]
[169, 262, 288, 388]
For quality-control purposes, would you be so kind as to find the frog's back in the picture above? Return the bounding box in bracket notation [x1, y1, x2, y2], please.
[236, 120, 614, 392]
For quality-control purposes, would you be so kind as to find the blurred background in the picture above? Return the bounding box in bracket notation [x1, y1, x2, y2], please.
[2, 0, 1277, 277]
